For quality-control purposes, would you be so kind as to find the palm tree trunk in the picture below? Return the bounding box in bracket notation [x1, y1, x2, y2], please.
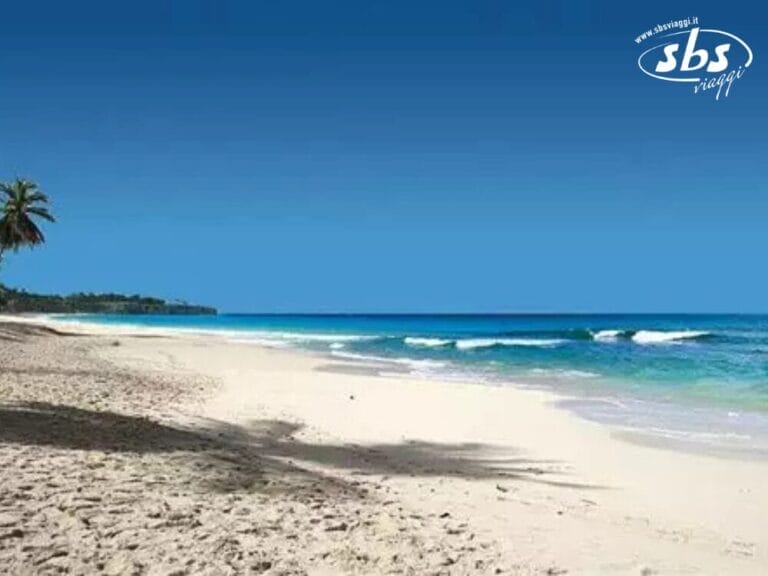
[0, 247, 6, 306]
[0, 246, 6, 289]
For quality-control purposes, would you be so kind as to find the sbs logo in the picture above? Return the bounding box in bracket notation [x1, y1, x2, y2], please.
[637, 26, 753, 100]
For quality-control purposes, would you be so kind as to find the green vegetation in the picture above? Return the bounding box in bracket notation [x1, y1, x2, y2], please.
[0, 177, 215, 315]
[0, 285, 217, 315]
[0, 178, 55, 267]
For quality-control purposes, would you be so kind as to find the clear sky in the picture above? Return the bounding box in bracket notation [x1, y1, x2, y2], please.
[1, 0, 766, 313]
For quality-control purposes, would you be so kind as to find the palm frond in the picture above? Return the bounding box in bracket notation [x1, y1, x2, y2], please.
[25, 207, 56, 222]
[14, 215, 45, 244]
[26, 191, 50, 204]
[0, 178, 54, 253]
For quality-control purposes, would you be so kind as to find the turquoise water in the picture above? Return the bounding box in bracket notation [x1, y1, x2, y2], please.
[63, 313, 768, 455]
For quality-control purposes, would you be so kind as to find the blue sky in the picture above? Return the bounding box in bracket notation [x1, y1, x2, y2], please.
[1, 0, 766, 312]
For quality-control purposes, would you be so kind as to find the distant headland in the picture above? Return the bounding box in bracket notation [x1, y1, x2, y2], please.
[0, 285, 217, 315]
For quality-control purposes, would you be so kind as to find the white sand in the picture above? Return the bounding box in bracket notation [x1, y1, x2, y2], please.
[2, 316, 768, 574]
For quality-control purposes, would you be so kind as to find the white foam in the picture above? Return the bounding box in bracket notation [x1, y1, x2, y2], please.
[330, 351, 381, 363]
[225, 330, 379, 347]
[267, 331, 376, 343]
[632, 330, 710, 344]
[392, 357, 447, 370]
[226, 336, 292, 349]
[593, 329, 623, 341]
[455, 338, 564, 350]
[330, 350, 446, 370]
[532, 368, 600, 379]
[404, 337, 452, 347]
[36, 317, 379, 348]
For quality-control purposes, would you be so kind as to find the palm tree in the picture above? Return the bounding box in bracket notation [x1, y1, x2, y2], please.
[0, 178, 56, 267]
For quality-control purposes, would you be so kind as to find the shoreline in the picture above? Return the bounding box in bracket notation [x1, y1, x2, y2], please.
[103, 325, 768, 573]
[12, 313, 768, 462]
[3, 315, 768, 573]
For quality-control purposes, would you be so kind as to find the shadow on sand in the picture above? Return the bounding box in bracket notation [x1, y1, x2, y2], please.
[0, 400, 602, 497]
[0, 322, 78, 342]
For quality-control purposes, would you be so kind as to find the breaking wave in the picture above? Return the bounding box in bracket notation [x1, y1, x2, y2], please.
[404, 337, 452, 347]
[631, 330, 711, 344]
[400, 329, 714, 350]
[592, 329, 626, 341]
[455, 338, 565, 350]
[590, 329, 712, 344]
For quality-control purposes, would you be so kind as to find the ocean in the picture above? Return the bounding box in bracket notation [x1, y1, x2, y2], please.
[61, 313, 768, 456]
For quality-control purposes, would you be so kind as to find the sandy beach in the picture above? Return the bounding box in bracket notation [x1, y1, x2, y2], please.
[1, 317, 768, 575]
[2, 2, 763, 573]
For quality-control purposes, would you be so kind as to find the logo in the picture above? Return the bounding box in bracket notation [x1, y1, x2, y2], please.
[635, 18, 753, 100]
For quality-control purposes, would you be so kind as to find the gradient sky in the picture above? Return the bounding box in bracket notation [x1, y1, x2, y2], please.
[1, 0, 766, 313]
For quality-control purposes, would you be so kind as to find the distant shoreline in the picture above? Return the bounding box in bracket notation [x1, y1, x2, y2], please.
[0, 285, 217, 315]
